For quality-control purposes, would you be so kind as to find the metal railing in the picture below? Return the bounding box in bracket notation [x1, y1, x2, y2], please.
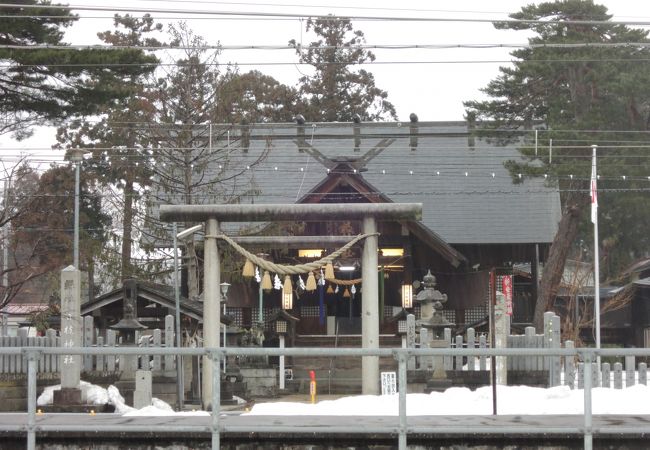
[2, 345, 650, 450]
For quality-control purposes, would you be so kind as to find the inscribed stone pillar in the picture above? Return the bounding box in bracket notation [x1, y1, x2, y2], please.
[494, 292, 509, 386]
[361, 216, 379, 395]
[202, 218, 221, 410]
[419, 327, 429, 370]
[60, 266, 81, 389]
[406, 314, 416, 370]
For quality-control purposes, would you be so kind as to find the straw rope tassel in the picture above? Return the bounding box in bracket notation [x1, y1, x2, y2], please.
[324, 262, 335, 279]
[262, 271, 272, 290]
[306, 272, 317, 291]
[242, 259, 254, 277]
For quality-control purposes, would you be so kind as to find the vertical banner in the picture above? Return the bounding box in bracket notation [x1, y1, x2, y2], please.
[318, 280, 325, 326]
[501, 275, 513, 316]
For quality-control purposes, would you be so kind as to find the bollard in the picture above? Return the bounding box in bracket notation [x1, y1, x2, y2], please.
[309, 370, 317, 404]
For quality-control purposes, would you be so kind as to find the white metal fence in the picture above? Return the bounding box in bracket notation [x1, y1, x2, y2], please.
[0, 315, 177, 374]
[2, 345, 650, 450]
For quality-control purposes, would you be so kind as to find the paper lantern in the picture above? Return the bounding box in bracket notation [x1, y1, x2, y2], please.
[282, 275, 293, 309]
[402, 283, 413, 308]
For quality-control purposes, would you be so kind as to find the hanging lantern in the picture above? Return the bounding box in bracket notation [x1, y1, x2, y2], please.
[262, 271, 272, 290]
[242, 259, 255, 277]
[282, 275, 293, 309]
[326, 284, 334, 294]
[306, 272, 317, 291]
[343, 287, 351, 298]
[401, 283, 413, 308]
[324, 262, 335, 279]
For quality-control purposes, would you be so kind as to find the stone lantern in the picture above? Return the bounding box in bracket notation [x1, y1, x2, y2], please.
[413, 270, 454, 391]
[267, 310, 299, 392]
[415, 270, 452, 339]
[110, 280, 147, 373]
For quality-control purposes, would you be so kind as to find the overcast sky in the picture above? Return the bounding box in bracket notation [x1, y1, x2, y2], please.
[3, 0, 650, 160]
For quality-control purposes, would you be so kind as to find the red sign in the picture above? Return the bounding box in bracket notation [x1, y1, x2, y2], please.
[502, 275, 513, 316]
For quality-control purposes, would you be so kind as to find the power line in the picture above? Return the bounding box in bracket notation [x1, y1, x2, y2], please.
[8, 142, 650, 151]
[5, 3, 650, 26]
[0, 14, 297, 20]
[128, 0, 511, 16]
[6, 42, 650, 51]
[19, 120, 650, 135]
[6, 56, 650, 69]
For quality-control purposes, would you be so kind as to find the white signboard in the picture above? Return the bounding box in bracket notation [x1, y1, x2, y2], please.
[381, 371, 397, 395]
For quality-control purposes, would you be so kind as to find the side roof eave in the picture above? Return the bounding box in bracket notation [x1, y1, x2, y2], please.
[81, 284, 203, 321]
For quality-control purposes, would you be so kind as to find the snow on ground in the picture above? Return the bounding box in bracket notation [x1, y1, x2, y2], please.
[37, 381, 209, 416]
[245, 384, 650, 416]
[38, 381, 109, 407]
[37, 381, 650, 416]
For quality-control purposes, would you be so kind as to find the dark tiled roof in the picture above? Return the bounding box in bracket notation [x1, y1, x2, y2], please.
[151, 121, 561, 245]
[82, 280, 204, 321]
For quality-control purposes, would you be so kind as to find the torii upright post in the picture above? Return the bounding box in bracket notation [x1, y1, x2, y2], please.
[361, 216, 379, 394]
[202, 218, 221, 410]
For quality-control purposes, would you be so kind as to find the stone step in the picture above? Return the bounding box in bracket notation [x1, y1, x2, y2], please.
[294, 334, 402, 348]
[289, 354, 399, 372]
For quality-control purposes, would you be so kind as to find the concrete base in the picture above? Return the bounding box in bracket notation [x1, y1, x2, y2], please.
[3, 413, 650, 449]
[239, 367, 277, 398]
[41, 403, 115, 413]
[53, 387, 82, 405]
[425, 378, 453, 393]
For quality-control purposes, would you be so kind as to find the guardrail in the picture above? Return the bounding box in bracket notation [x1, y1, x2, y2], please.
[3, 345, 650, 450]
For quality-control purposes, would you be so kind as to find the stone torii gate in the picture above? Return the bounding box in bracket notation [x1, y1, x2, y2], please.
[160, 203, 422, 409]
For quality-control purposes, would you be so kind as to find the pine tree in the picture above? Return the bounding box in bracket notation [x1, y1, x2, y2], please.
[214, 70, 300, 124]
[0, 1, 158, 139]
[464, 0, 650, 330]
[290, 16, 396, 122]
[55, 14, 163, 283]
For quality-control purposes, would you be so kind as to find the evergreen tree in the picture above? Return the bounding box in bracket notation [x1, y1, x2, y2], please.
[0, 1, 158, 139]
[0, 162, 49, 307]
[464, 0, 650, 330]
[290, 16, 396, 122]
[214, 70, 300, 124]
[3, 163, 110, 307]
[55, 14, 162, 283]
